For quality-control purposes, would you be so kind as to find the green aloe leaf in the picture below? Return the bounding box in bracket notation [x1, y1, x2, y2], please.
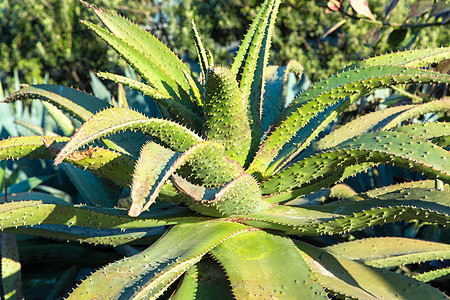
[175, 141, 244, 188]
[191, 20, 212, 83]
[130, 140, 250, 217]
[262, 131, 450, 198]
[0, 195, 205, 246]
[315, 99, 450, 151]
[231, 0, 281, 160]
[130, 141, 180, 217]
[82, 20, 188, 106]
[345, 47, 450, 69]
[381, 99, 450, 130]
[97, 72, 203, 130]
[210, 230, 327, 299]
[1, 233, 23, 300]
[169, 264, 198, 300]
[262, 162, 380, 203]
[172, 172, 270, 217]
[249, 66, 450, 177]
[67, 221, 250, 299]
[11, 226, 164, 247]
[0, 196, 202, 230]
[231, 0, 273, 83]
[242, 188, 450, 235]
[365, 180, 450, 197]
[3, 84, 110, 122]
[0, 136, 135, 186]
[296, 241, 448, 299]
[53, 107, 203, 165]
[413, 268, 450, 283]
[42, 101, 75, 136]
[85, 2, 202, 106]
[314, 105, 411, 151]
[2, 85, 151, 155]
[393, 122, 450, 146]
[204, 67, 251, 165]
[324, 237, 450, 268]
[12, 120, 57, 137]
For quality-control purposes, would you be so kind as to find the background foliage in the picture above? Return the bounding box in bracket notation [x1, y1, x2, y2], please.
[170, 0, 449, 81]
[0, 0, 156, 89]
[1, 0, 448, 91]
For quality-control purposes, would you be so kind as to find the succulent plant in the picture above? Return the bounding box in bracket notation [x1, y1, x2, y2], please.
[0, 0, 450, 298]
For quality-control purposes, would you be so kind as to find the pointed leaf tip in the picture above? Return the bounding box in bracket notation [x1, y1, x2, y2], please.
[128, 203, 141, 217]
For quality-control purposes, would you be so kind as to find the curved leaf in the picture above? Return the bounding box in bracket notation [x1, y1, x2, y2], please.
[210, 230, 327, 299]
[315, 100, 450, 151]
[172, 172, 270, 217]
[204, 67, 251, 165]
[381, 99, 450, 130]
[413, 267, 450, 283]
[242, 189, 450, 235]
[192, 19, 212, 83]
[130, 139, 253, 217]
[345, 47, 450, 69]
[67, 221, 250, 299]
[1, 233, 23, 300]
[54, 107, 203, 165]
[393, 122, 450, 143]
[3, 84, 110, 122]
[262, 131, 450, 197]
[0, 197, 201, 231]
[324, 237, 450, 268]
[82, 21, 185, 104]
[169, 264, 198, 300]
[129, 142, 181, 216]
[85, 2, 202, 106]
[249, 66, 450, 177]
[98, 72, 203, 130]
[365, 180, 450, 197]
[0, 195, 205, 246]
[296, 241, 448, 299]
[0, 136, 135, 186]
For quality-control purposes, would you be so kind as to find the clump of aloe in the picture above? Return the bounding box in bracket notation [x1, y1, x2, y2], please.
[0, 0, 449, 298]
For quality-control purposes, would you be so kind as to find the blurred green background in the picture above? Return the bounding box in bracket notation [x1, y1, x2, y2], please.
[1, 0, 448, 91]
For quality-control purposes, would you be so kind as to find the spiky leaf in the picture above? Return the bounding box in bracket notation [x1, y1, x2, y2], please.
[231, 0, 281, 160]
[262, 131, 450, 199]
[243, 189, 450, 235]
[98, 72, 203, 130]
[67, 221, 250, 299]
[249, 66, 450, 177]
[346, 47, 450, 69]
[211, 230, 327, 299]
[130, 141, 181, 217]
[3, 85, 110, 122]
[85, 2, 202, 105]
[296, 241, 448, 299]
[315, 99, 450, 151]
[325, 237, 450, 268]
[204, 67, 251, 165]
[0, 136, 135, 186]
[172, 172, 270, 217]
[53, 107, 203, 165]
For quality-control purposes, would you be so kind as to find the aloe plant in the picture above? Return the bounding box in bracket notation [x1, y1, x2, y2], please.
[0, 0, 450, 298]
